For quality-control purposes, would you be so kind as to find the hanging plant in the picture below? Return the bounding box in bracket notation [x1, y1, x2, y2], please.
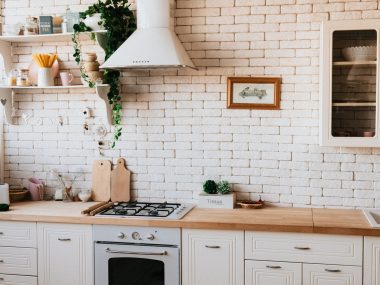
[72, 0, 136, 148]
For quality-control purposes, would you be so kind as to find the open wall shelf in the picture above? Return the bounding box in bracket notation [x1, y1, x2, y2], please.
[0, 30, 113, 126]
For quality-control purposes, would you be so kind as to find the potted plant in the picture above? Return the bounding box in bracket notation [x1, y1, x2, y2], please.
[198, 180, 236, 209]
[72, 0, 136, 148]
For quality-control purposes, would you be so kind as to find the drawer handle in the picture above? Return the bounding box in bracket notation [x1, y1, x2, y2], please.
[0, 277, 3, 281]
[205, 245, 220, 249]
[266, 265, 282, 269]
[325, 269, 341, 273]
[294, 246, 310, 250]
[0, 260, 3, 263]
[58, 238, 71, 242]
[0, 232, 3, 235]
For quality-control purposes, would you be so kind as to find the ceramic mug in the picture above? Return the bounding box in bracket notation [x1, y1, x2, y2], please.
[28, 178, 44, 201]
[60, 72, 74, 86]
[38, 67, 54, 87]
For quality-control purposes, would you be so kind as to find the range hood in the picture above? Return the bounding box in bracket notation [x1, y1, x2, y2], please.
[100, 0, 196, 70]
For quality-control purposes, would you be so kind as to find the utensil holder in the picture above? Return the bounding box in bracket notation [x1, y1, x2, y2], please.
[38, 67, 54, 87]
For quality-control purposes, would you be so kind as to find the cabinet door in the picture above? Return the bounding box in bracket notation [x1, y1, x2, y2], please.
[303, 263, 362, 285]
[364, 236, 380, 285]
[245, 260, 301, 285]
[37, 223, 93, 285]
[182, 229, 244, 285]
[320, 19, 380, 147]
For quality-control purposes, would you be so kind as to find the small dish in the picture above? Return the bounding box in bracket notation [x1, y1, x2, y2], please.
[236, 200, 264, 209]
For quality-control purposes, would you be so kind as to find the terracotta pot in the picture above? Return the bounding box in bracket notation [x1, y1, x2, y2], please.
[82, 61, 100, 72]
[83, 53, 97, 62]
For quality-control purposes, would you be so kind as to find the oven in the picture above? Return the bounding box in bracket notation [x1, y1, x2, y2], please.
[94, 225, 181, 285]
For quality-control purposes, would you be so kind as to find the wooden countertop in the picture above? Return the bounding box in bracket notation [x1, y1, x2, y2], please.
[0, 201, 379, 236]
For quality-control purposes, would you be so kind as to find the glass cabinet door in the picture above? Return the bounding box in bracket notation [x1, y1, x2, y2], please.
[331, 29, 377, 138]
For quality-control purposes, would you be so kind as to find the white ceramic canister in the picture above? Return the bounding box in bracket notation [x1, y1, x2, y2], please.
[38, 67, 54, 87]
[0, 183, 10, 206]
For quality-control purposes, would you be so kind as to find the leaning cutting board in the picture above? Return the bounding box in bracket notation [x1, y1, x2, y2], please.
[110, 158, 131, 202]
[92, 160, 111, 202]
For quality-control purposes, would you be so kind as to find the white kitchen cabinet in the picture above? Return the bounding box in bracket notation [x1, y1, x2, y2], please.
[364, 236, 380, 285]
[182, 229, 244, 285]
[303, 264, 362, 285]
[37, 223, 93, 285]
[320, 19, 380, 147]
[0, 221, 36, 248]
[245, 231, 363, 266]
[245, 260, 302, 285]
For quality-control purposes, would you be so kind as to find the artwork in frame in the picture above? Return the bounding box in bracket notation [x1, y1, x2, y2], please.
[227, 77, 282, 110]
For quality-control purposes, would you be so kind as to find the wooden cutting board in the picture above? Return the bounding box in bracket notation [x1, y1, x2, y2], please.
[91, 160, 111, 202]
[111, 158, 131, 202]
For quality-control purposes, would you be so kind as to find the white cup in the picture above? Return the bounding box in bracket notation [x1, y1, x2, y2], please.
[38, 67, 54, 87]
[60, 72, 74, 86]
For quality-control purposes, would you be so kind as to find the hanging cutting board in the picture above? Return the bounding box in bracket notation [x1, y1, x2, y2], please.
[91, 160, 111, 202]
[110, 158, 131, 202]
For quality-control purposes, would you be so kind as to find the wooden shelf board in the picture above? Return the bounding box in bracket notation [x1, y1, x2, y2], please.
[332, 102, 376, 107]
[333, 60, 377, 66]
[0, 30, 107, 43]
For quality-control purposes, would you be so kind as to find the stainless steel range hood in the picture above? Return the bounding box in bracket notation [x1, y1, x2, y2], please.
[100, 0, 196, 70]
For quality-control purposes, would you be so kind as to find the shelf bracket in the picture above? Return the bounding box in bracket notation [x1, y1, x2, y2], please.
[95, 84, 112, 126]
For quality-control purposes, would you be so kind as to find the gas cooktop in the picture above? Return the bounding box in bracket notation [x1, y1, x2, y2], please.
[96, 201, 195, 220]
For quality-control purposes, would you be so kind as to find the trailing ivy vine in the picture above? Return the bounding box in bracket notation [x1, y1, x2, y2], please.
[72, 0, 136, 148]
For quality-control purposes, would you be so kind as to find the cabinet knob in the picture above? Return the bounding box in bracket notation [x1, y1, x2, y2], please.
[266, 265, 282, 269]
[0, 260, 3, 263]
[0, 232, 3, 235]
[0, 277, 3, 280]
[294, 246, 310, 250]
[117, 232, 125, 239]
[58, 238, 71, 242]
[325, 269, 341, 273]
[205, 245, 221, 249]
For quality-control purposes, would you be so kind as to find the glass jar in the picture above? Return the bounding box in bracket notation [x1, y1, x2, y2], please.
[16, 69, 30, 87]
[24, 16, 38, 35]
[7, 69, 18, 86]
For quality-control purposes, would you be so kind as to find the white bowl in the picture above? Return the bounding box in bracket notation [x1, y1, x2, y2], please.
[342, 46, 377, 61]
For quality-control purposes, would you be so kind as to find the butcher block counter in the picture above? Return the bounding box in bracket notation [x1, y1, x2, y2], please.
[0, 201, 378, 236]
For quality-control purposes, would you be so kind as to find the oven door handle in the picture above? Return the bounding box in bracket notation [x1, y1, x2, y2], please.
[105, 247, 168, 256]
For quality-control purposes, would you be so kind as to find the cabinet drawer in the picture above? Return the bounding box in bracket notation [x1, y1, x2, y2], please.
[0, 247, 37, 276]
[303, 263, 362, 285]
[245, 232, 362, 266]
[0, 222, 36, 248]
[245, 260, 302, 285]
[0, 274, 37, 285]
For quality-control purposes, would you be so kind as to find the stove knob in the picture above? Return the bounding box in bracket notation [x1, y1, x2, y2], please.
[132, 232, 141, 240]
[117, 232, 125, 239]
[146, 234, 155, 241]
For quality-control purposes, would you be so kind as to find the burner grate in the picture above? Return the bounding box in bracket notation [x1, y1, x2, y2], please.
[98, 201, 181, 218]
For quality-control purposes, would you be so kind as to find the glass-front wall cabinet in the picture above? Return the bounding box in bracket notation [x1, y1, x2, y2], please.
[321, 20, 380, 147]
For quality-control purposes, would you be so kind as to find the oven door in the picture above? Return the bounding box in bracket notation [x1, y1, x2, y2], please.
[95, 242, 180, 285]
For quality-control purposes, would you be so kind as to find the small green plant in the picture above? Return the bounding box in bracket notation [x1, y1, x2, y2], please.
[217, 181, 231, 195]
[203, 180, 218, 194]
[72, 0, 136, 148]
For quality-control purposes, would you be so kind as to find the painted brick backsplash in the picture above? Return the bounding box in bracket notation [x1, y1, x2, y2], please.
[3, 0, 380, 208]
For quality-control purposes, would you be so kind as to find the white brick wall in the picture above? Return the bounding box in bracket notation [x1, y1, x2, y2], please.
[3, 0, 380, 208]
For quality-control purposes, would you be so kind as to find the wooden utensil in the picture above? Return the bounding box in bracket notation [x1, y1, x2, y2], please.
[89, 201, 113, 216]
[91, 160, 111, 202]
[81, 201, 108, 215]
[110, 158, 131, 202]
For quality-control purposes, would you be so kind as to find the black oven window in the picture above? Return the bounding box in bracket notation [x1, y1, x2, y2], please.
[108, 257, 165, 285]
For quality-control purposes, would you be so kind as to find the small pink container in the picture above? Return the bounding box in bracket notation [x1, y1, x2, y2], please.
[28, 178, 44, 201]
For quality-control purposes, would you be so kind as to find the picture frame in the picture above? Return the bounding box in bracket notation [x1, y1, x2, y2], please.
[227, 77, 282, 110]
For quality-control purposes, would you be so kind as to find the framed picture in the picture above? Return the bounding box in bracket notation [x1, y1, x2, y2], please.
[227, 77, 282, 110]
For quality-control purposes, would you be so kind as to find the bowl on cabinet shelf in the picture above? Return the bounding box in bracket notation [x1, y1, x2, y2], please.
[342, 46, 377, 61]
